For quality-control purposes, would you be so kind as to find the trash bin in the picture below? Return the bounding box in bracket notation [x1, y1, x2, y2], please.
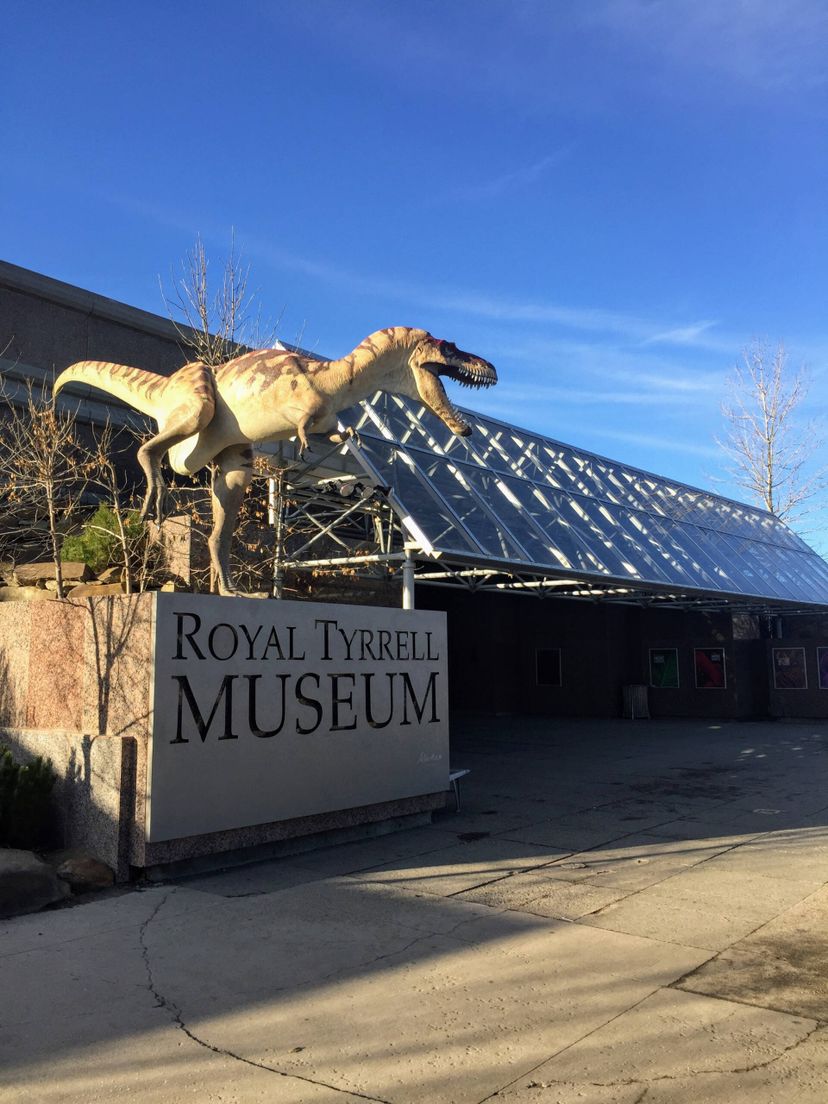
[622, 684, 650, 719]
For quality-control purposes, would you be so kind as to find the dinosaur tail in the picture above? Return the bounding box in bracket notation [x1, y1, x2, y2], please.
[52, 361, 168, 419]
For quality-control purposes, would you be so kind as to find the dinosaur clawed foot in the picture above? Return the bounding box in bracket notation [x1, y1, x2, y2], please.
[138, 485, 168, 525]
[330, 426, 361, 448]
[296, 428, 310, 461]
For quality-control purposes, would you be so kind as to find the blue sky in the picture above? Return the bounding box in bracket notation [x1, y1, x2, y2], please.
[3, 1, 828, 538]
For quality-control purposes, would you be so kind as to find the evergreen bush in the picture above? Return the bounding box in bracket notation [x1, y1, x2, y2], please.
[62, 504, 143, 575]
[0, 745, 57, 849]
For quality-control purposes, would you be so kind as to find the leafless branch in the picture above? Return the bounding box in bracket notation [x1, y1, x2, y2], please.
[717, 340, 825, 524]
[160, 231, 283, 366]
[0, 373, 90, 596]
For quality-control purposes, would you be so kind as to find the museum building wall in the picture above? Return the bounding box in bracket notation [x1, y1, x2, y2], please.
[416, 588, 809, 721]
[0, 260, 186, 380]
[0, 262, 193, 495]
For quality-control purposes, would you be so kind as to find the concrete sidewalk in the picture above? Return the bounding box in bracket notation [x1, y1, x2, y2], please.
[2, 716, 828, 1103]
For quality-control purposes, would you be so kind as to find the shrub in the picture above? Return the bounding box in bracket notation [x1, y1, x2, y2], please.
[62, 504, 143, 575]
[0, 745, 57, 849]
[0, 747, 17, 843]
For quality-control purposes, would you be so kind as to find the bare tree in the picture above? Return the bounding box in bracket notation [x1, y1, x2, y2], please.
[0, 375, 89, 597]
[719, 340, 824, 524]
[160, 231, 282, 367]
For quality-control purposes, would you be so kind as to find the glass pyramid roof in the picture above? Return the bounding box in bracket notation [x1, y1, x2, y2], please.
[340, 391, 828, 608]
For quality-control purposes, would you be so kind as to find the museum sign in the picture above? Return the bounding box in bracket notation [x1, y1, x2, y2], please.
[147, 594, 449, 842]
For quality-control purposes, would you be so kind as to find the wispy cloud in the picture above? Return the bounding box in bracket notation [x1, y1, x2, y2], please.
[444, 150, 570, 203]
[398, 286, 729, 351]
[481, 381, 713, 409]
[578, 0, 828, 95]
[599, 366, 722, 395]
[423, 289, 654, 339]
[472, 331, 727, 373]
[596, 427, 721, 460]
[241, 238, 741, 356]
[104, 189, 739, 358]
[645, 321, 719, 347]
[220, 226, 730, 350]
[273, 1, 828, 122]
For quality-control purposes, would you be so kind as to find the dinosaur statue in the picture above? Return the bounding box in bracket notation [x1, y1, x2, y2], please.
[53, 327, 497, 594]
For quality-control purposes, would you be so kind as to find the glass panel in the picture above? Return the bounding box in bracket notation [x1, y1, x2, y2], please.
[777, 551, 828, 603]
[661, 519, 735, 589]
[464, 425, 527, 477]
[596, 504, 684, 585]
[554, 496, 649, 579]
[501, 480, 615, 575]
[671, 527, 741, 596]
[416, 456, 529, 562]
[596, 467, 653, 513]
[705, 531, 788, 599]
[353, 437, 482, 556]
[788, 554, 828, 602]
[458, 467, 577, 569]
[738, 538, 811, 602]
[631, 514, 721, 589]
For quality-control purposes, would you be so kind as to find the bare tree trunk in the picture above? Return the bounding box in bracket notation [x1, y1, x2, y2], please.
[45, 486, 64, 599]
[87, 422, 139, 593]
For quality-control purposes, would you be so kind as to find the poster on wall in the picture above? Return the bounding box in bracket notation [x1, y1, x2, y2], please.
[694, 647, 726, 689]
[536, 648, 562, 687]
[772, 647, 808, 690]
[818, 647, 828, 690]
[649, 648, 679, 689]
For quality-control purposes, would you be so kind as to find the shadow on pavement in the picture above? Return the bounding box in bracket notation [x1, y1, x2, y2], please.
[2, 715, 828, 1103]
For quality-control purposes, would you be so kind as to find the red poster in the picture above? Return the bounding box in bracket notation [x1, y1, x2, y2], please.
[694, 648, 726, 689]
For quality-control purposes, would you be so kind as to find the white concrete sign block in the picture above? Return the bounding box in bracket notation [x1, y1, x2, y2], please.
[146, 594, 449, 842]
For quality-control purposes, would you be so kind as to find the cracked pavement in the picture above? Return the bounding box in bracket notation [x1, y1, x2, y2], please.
[3, 717, 828, 1102]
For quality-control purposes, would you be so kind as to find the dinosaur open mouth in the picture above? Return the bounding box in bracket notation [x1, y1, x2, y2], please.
[415, 368, 472, 436]
[415, 354, 496, 437]
[421, 361, 498, 390]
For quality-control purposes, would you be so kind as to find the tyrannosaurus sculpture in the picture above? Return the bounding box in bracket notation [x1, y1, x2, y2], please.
[53, 327, 497, 594]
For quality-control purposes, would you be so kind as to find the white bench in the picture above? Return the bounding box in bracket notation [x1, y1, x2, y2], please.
[448, 769, 470, 812]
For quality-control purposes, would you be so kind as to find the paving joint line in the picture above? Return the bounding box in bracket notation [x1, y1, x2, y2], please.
[475, 997, 822, 1102]
[448, 825, 760, 922]
[513, 1019, 823, 1091]
[473, 986, 665, 1103]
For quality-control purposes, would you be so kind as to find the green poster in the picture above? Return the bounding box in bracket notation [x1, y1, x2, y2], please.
[650, 648, 679, 689]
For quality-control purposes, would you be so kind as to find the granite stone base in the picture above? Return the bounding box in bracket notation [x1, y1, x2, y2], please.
[141, 805, 441, 881]
[1, 722, 445, 882]
[0, 728, 136, 881]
